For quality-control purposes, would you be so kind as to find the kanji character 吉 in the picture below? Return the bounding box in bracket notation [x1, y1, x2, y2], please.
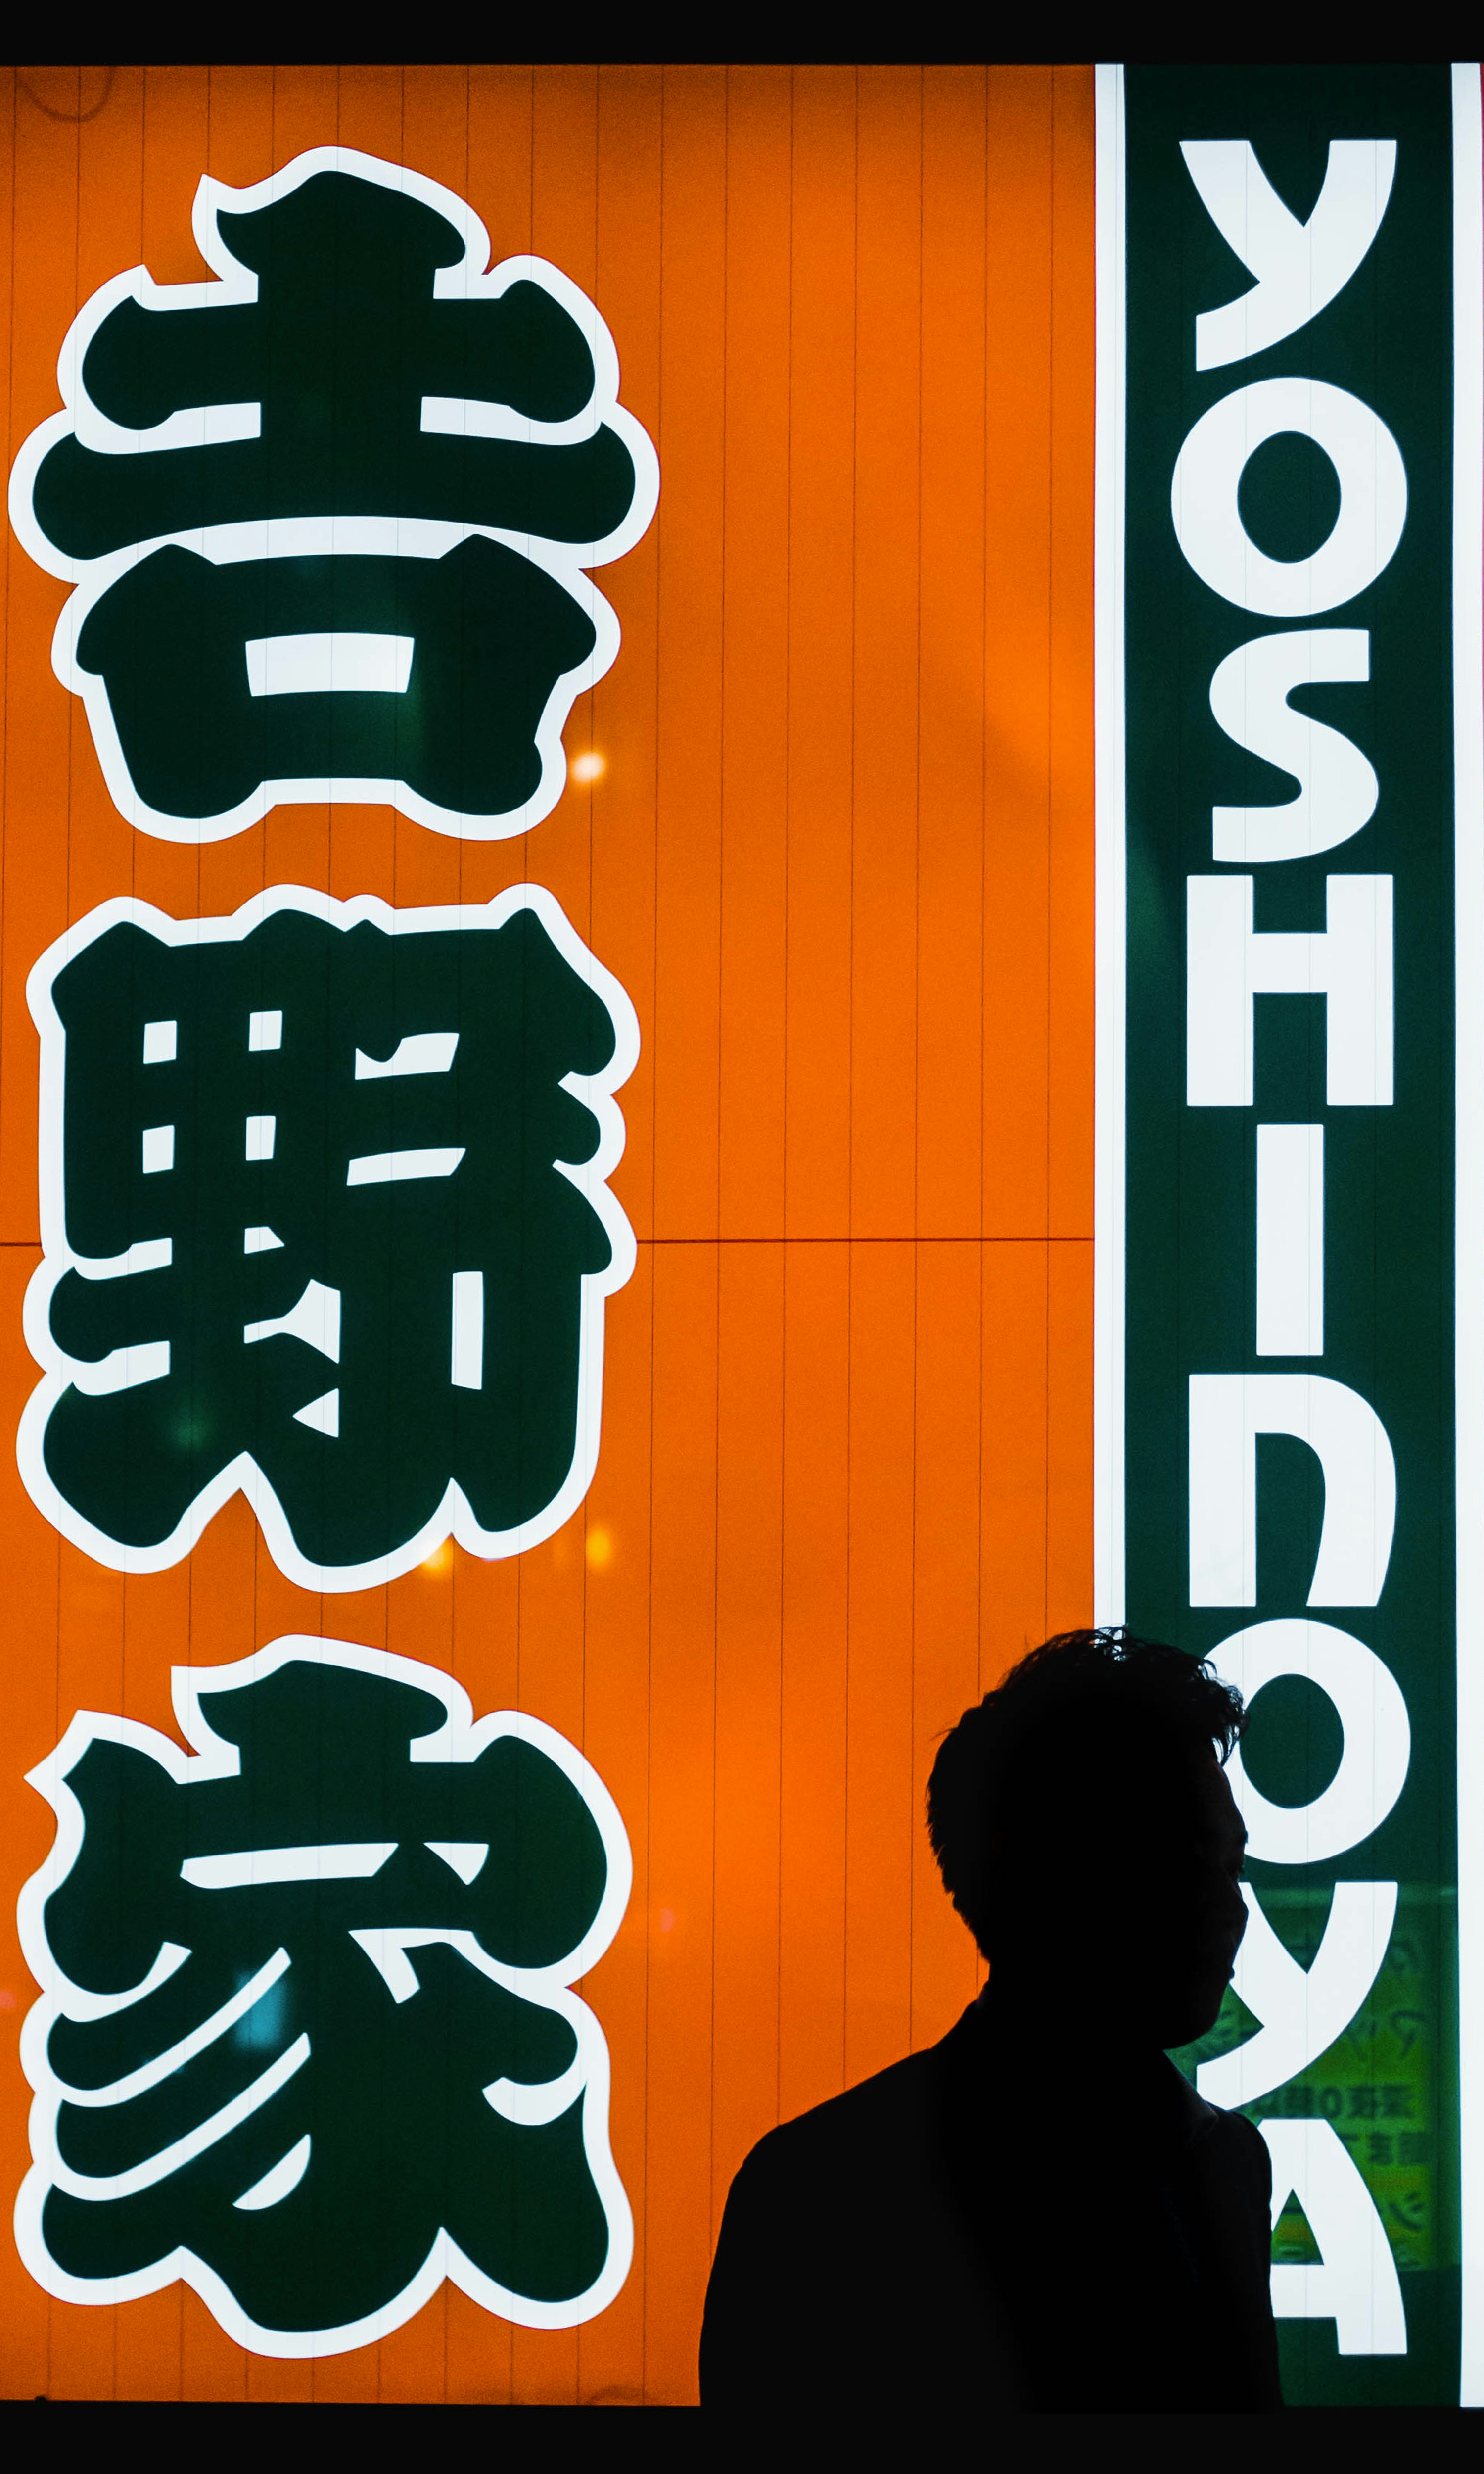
[8, 147, 658, 840]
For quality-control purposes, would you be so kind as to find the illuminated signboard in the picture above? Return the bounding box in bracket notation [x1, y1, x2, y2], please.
[7, 136, 652, 2363]
[1098, 65, 1482, 2402]
[0, 61, 1480, 2408]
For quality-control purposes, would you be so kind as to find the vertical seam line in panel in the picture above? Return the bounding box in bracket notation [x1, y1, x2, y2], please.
[4, 63, 38, 2386]
[640, 67, 667, 2397]
[708, 62, 726, 2187]
[841, 63, 859, 2093]
[1044, 69, 1057, 1626]
[1092, 63, 1127, 1629]
[4, 56, 35, 1287]
[256, 62, 271, 993]
[108, 70, 124, 2400]
[708, 65, 730, 2286]
[575, 57, 592, 2412]
[908, 66, 924, 2049]
[191, 73, 212, 2411]
[1452, 56, 1484, 2410]
[774, 66, 796, 2136]
[0, 72, 13, 1263]
[450, 92, 474, 2357]
[977, 66, 989, 1709]
[255, 84, 275, 2280]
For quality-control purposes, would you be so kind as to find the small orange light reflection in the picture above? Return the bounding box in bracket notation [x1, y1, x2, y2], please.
[657, 1907, 676, 1935]
[586, 1524, 613, 1570]
[421, 1540, 452, 1577]
[570, 751, 605, 784]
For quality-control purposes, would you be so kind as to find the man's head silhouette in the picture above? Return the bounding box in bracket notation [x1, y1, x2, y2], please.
[701, 1627, 1285, 2415]
[928, 1627, 1248, 2049]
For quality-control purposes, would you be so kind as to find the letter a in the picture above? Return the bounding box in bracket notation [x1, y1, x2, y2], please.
[1261, 2121, 1405, 2354]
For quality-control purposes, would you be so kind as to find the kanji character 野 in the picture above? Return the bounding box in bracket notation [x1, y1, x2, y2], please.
[16, 1636, 633, 2353]
[19, 882, 638, 1589]
[7, 147, 658, 841]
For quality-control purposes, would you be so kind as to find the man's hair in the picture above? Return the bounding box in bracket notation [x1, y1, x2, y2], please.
[927, 1627, 1245, 1955]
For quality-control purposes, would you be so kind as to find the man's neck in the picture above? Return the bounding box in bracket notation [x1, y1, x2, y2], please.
[974, 1975, 1188, 2115]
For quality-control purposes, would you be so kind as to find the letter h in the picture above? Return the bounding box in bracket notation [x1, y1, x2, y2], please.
[1186, 875, 1392, 1107]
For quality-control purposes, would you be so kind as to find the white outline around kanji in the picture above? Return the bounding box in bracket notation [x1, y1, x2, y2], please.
[18, 881, 639, 1591]
[15, 1633, 634, 2354]
[6, 145, 659, 844]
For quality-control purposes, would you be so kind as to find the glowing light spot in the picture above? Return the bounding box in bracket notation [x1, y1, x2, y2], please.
[421, 1540, 452, 1577]
[586, 1525, 613, 1570]
[658, 1907, 676, 1935]
[570, 751, 605, 785]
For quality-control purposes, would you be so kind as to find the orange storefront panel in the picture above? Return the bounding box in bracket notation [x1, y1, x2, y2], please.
[0, 64, 1093, 2401]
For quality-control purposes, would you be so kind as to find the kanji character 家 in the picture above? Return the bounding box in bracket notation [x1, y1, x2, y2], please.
[17, 1637, 632, 2352]
[20, 884, 638, 1589]
[9, 147, 658, 839]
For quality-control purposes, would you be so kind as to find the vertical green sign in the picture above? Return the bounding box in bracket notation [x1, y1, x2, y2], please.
[1097, 64, 1484, 2404]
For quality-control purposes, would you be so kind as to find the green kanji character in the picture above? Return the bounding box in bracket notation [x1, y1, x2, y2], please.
[20, 884, 638, 1589]
[17, 1638, 632, 2355]
[1388, 2192, 1427, 2233]
[10, 147, 658, 840]
[1379, 2084, 1416, 2120]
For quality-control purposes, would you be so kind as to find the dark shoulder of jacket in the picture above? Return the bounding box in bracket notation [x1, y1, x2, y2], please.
[1194, 2099, 1274, 2213]
[729, 2007, 976, 2199]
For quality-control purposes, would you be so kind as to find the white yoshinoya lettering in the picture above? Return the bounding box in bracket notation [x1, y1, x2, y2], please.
[1189, 1377, 1396, 1609]
[1186, 874, 1392, 1109]
[1209, 1618, 1411, 1862]
[1210, 631, 1378, 863]
[1181, 139, 1396, 371]
[1171, 379, 1407, 618]
[1261, 2121, 1406, 2354]
[1256, 1124, 1324, 1357]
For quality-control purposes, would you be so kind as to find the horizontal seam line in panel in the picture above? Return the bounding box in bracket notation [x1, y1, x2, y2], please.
[638, 1233, 1092, 1245]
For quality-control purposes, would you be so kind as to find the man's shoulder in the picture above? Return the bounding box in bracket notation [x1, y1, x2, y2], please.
[1197, 2094, 1274, 2192]
[1175, 2073, 1276, 2239]
[733, 2011, 974, 2195]
[700, 2006, 1019, 2407]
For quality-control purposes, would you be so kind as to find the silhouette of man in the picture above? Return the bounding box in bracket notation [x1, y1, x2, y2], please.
[699, 1628, 1282, 2412]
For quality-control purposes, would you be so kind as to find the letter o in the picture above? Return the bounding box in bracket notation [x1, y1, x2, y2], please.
[1170, 379, 1408, 617]
[1210, 1618, 1410, 1864]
